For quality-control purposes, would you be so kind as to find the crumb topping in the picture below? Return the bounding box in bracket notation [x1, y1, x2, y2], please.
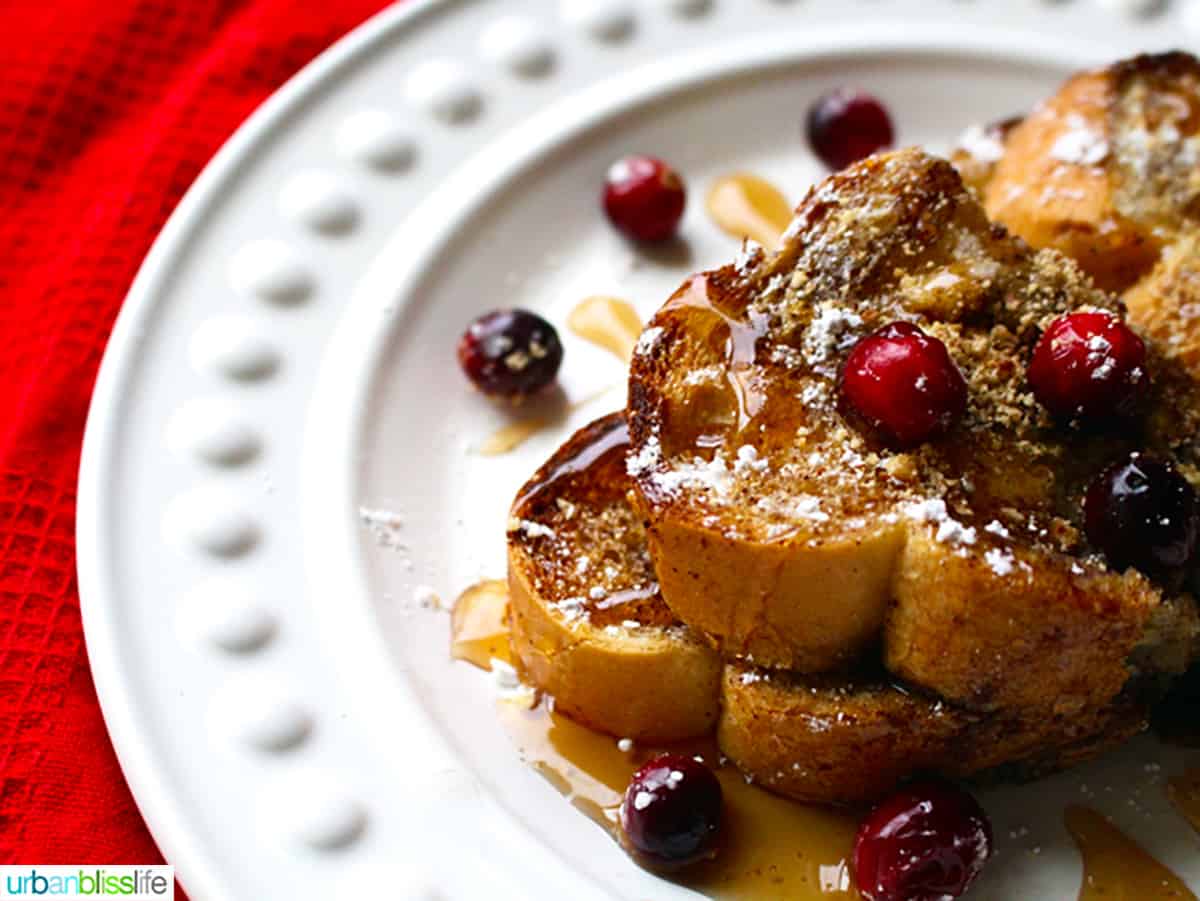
[628, 148, 1200, 579]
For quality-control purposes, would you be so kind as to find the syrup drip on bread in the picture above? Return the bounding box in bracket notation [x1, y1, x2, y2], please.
[706, 173, 793, 251]
[1065, 805, 1195, 900]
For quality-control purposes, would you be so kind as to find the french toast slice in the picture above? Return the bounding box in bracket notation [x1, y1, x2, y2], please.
[958, 52, 1200, 380]
[506, 412, 721, 741]
[718, 663, 1149, 805]
[971, 52, 1200, 294]
[507, 416, 1161, 805]
[627, 148, 1200, 713]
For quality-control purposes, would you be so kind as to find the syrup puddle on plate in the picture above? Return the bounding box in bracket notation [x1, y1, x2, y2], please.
[567, 295, 643, 363]
[479, 419, 549, 456]
[1065, 805, 1195, 900]
[454, 578, 857, 898]
[454, 581, 1196, 899]
[450, 580, 512, 671]
[477, 384, 621, 456]
[497, 698, 859, 900]
[706, 173, 793, 251]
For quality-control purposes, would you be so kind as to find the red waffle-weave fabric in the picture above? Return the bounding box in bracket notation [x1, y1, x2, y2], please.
[0, 0, 392, 878]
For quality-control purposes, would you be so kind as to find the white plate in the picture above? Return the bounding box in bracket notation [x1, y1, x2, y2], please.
[77, 1, 1200, 898]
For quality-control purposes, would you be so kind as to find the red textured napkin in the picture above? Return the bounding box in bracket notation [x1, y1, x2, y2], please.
[0, 0, 392, 879]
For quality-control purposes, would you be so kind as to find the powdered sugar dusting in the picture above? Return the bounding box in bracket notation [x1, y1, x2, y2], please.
[804, 303, 864, 375]
[359, 506, 405, 549]
[1049, 114, 1109, 166]
[985, 547, 1016, 576]
[733, 444, 768, 475]
[903, 498, 976, 545]
[508, 518, 556, 539]
[626, 434, 662, 477]
[793, 494, 830, 522]
[957, 124, 1006, 163]
[634, 326, 664, 357]
[935, 518, 978, 546]
[984, 519, 1011, 539]
[734, 239, 764, 273]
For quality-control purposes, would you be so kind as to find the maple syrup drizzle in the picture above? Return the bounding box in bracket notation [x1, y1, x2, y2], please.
[568, 295, 644, 362]
[663, 273, 770, 432]
[706, 173, 793, 252]
[1065, 805, 1195, 900]
[512, 415, 629, 511]
[450, 580, 512, 671]
[497, 696, 859, 900]
[1167, 768, 1200, 834]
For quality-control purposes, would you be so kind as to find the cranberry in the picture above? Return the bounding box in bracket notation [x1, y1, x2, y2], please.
[457, 309, 563, 399]
[839, 322, 968, 448]
[602, 155, 687, 242]
[806, 88, 895, 170]
[854, 780, 993, 901]
[618, 753, 722, 870]
[1028, 311, 1149, 422]
[1084, 452, 1199, 585]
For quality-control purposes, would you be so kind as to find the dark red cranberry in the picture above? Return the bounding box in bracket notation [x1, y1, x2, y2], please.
[1028, 311, 1149, 422]
[1084, 452, 1199, 585]
[854, 780, 993, 901]
[806, 88, 895, 170]
[602, 155, 687, 242]
[839, 322, 968, 448]
[457, 309, 563, 399]
[618, 753, 722, 870]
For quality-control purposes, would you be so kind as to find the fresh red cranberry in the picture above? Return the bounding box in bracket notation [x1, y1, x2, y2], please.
[457, 309, 563, 400]
[602, 155, 687, 242]
[854, 780, 993, 901]
[618, 753, 722, 870]
[806, 88, 895, 170]
[1084, 452, 1199, 585]
[839, 322, 968, 448]
[1028, 311, 1149, 422]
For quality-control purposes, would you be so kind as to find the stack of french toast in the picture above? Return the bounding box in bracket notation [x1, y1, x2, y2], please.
[506, 52, 1200, 805]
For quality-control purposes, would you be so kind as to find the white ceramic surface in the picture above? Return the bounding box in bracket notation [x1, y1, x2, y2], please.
[77, 1, 1200, 898]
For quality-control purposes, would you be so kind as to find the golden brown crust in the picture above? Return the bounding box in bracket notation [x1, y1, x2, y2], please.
[719, 664, 1153, 805]
[886, 529, 1164, 713]
[506, 413, 721, 741]
[718, 665, 966, 805]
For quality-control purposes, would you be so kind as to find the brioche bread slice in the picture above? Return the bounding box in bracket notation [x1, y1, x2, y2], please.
[718, 663, 1149, 805]
[972, 52, 1200, 294]
[507, 412, 721, 741]
[627, 148, 1200, 713]
[952, 51, 1200, 382]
